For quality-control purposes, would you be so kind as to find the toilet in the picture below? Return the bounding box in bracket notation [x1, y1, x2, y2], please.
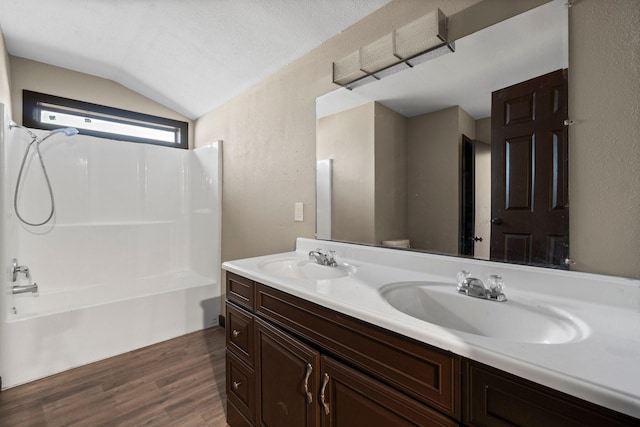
[381, 239, 410, 248]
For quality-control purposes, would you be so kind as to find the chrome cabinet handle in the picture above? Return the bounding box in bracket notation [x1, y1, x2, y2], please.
[232, 329, 241, 338]
[320, 373, 330, 415]
[232, 381, 242, 390]
[303, 363, 313, 403]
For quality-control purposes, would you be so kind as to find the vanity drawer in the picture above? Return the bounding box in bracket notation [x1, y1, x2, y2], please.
[226, 302, 255, 367]
[463, 361, 639, 427]
[226, 349, 256, 426]
[254, 283, 461, 420]
[227, 272, 255, 311]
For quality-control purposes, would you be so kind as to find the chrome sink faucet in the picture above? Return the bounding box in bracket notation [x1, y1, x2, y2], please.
[309, 249, 338, 267]
[456, 271, 507, 302]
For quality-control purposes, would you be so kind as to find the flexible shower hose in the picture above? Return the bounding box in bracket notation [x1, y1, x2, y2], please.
[14, 135, 56, 226]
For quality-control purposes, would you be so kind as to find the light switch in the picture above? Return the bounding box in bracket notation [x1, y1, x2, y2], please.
[294, 202, 304, 221]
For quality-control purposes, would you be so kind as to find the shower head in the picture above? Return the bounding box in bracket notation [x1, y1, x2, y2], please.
[50, 127, 79, 137]
[38, 127, 79, 144]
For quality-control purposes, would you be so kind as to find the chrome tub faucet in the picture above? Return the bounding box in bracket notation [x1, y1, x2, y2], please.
[309, 249, 338, 267]
[11, 258, 38, 294]
[456, 271, 507, 302]
[11, 258, 31, 282]
[12, 283, 38, 295]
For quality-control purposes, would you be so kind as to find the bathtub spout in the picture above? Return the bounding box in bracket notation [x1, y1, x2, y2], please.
[12, 283, 38, 295]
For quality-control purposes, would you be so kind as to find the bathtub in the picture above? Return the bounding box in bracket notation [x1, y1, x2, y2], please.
[4, 270, 219, 388]
[0, 117, 223, 389]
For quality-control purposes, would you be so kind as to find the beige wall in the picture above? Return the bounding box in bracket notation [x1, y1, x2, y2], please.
[475, 117, 491, 145]
[374, 103, 408, 244]
[9, 57, 194, 147]
[569, 1, 640, 277]
[406, 107, 457, 253]
[317, 103, 376, 244]
[0, 30, 11, 113]
[407, 106, 463, 254]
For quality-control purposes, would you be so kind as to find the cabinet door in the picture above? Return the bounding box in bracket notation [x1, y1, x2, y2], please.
[464, 361, 639, 427]
[320, 356, 458, 427]
[255, 318, 320, 427]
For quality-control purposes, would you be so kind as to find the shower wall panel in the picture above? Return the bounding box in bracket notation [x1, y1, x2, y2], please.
[6, 131, 214, 292]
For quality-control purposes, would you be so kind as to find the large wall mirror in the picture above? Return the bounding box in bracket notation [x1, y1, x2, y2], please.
[316, 0, 572, 270]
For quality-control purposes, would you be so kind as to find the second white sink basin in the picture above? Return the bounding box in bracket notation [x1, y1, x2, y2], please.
[380, 281, 587, 344]
[258, 258, 356, 280]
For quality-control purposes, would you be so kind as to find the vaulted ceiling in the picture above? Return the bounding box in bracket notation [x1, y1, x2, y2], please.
[0, 0, 390, 119]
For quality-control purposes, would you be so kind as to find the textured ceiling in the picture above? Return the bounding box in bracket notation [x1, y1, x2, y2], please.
[0, 0, 390, 119]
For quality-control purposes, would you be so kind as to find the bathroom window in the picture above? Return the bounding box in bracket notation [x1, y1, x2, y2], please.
[22, 90, 189, 149]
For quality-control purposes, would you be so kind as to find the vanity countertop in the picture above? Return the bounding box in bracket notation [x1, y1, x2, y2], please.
[222, 238, 640, 418]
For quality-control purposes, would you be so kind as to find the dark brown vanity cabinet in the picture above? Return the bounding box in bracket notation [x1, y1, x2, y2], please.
[225, 272, 458, 427]
[225, 272, 638, 427]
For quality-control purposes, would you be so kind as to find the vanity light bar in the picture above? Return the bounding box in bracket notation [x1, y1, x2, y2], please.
[333, 8, 448, 88]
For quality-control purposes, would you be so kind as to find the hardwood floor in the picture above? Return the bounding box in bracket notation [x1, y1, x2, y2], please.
[0, 327, 229, 426]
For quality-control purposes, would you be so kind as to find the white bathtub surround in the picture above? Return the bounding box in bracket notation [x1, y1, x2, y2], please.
[223, 237, 640, 419]
[1, 117, 222, 388]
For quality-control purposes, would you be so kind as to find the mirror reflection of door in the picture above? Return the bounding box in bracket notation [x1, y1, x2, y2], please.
[490, 69, 569, 268]
[460, 135, 475, 257]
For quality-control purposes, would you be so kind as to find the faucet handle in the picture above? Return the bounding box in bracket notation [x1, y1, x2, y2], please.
[487, 275, 507, 301]
[487, 275, 504, 292]
[456, 270, 470, 287]
[456, 270, 471, 292]
[327, 250, 337, 266]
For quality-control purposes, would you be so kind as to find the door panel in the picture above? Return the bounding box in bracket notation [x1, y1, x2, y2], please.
[505, 135, 534, 210]
[551, 130, 568, 210]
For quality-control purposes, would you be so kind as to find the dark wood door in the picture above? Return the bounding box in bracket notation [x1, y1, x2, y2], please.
[490, 69, 569, 267]
[460, 134, 475, 256]
[255, 318, 319, 427]
[319, 356, 457, 427]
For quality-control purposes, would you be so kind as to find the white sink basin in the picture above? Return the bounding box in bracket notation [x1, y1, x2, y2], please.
[258, 258, 356, 280]
[380, 282, 587, 344]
